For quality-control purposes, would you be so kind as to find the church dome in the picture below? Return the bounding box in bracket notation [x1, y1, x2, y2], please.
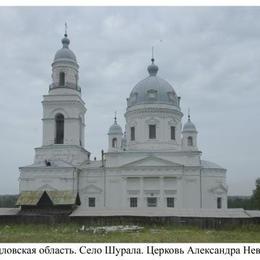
[53, 34, 77, 63]
[127, 59, 179, 108]
[108, 118, 123, 135]
[183, 115, 197, 132]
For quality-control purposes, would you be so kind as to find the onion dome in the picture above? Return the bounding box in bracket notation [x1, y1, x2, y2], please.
[183, 114, 197, 132]
[53, 32, 77, 64]
[147, 58, 159, 76]
[108, 116, 123, 135]
[127, 58, 179, 108]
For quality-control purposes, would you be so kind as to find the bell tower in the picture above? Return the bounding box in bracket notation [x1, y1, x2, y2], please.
[18, 27, 90, 208]
[182, 112, 198, 151]
[42, 29, 86, 148]
[107, 114, 123, 152]
[50, 24, 80, 92]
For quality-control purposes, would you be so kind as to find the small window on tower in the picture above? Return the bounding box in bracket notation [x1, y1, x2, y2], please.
[59, 72, 65, 86]
[171, 126, 175, 140]
[112, 138, 117, 148]
[187, 136, 193, 146]
[131, 127, 135, 141]
[149, 125, 156, 139]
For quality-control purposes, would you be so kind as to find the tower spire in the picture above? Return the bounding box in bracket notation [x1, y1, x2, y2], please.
[61, 22, 70, 48]
[64, 22, 68, 37]
[147, 46, 158, 76]
[114, 111, 117, 124]
[188, 108, 190, 121]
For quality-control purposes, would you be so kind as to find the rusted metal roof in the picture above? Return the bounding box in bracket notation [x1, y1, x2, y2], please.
[16, 191, 78, 206]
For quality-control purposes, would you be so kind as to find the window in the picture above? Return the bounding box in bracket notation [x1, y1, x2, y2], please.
[130, 197, 137, 208]
[149, 125, 156, 139]
[59, 72, 65, 86]
[171, 126, 175, 140]
[187, 136, 193, 146]
[147, 197, 157, 207]
[217, 197, 222, 209]
[167, 197, 175, 208]
[112, 138, 117, 148]
[131, 127, 135, 141]
[88, 197, 95, 207]
[55, 113, 64, 144]
[79, 116, 83, 147]
[147, 89, 157, 100]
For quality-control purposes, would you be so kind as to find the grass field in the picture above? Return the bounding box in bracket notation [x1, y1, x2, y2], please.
[1, 223, 260, 242]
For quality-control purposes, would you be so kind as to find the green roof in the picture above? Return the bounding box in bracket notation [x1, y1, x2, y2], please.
[16, 191, 44, 206]
[47, 191, 77, 205]
[16, 191, 78, 206]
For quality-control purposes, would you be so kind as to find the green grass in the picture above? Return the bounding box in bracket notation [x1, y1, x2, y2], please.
[0, 223, 260, 242]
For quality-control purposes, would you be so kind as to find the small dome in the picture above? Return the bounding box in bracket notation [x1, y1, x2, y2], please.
[147, 59, 159, 76]
[127, 59, 179, 108]
[108, 118, 123, 135]
[183, 115, 197, 132]
[53, 34, 77, 63]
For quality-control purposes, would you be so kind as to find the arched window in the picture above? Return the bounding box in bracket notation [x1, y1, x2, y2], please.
[55, 113, 64, 144]
[59, 72, 65, 86]
[112, 138, 117, 148]
[187, 136, 193, 146]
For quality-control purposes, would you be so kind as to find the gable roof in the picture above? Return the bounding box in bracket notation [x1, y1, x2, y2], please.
[209, 183, 228, 193]
[16, 191, 79, 206]
[120, 155, 183, 168]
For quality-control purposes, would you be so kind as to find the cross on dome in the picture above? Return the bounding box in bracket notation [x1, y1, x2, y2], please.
[61, 22, 70, 48]
[147, 47, 159, 76]
[65, 22, 68, 37]
[114, 111, 117, 124]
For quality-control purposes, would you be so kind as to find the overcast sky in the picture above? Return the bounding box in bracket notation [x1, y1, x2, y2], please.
[0, 7, 259, 195]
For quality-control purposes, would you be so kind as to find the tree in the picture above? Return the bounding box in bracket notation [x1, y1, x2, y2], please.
[251, 178, 260, 209]
[0, 195, 18, 208]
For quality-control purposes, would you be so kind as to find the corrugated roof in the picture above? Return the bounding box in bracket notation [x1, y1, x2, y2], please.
[70, 208, 250, 218]
[16, 191, 44, 206]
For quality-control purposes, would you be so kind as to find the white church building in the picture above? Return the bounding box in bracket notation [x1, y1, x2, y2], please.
[17, 32, 228, 213]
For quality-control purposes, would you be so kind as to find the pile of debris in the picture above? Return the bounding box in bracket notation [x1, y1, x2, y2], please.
[78, 225, 144, 234]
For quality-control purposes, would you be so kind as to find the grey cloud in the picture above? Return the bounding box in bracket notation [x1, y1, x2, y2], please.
[0, 7, 259, 195]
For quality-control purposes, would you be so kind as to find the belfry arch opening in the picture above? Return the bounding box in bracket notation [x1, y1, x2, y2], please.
[112, 138, 117, 148]
[59, 72, 65, 86]
[55, 113, 64, 144]
[187, 136, 193, 146]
